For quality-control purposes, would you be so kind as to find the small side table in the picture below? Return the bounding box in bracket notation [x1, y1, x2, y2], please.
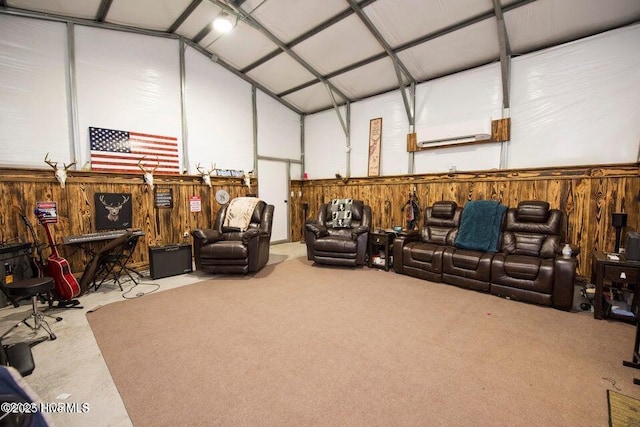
[591, 251, 640, 321]
[368, 230, 395, 271]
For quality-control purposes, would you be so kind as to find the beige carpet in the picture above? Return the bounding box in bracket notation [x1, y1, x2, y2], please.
[87, 257, 640, 426]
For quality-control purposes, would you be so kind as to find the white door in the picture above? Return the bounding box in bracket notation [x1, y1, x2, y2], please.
[258, 159, 289, 242]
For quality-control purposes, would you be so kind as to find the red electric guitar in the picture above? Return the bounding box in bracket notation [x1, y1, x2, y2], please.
[35, 209, 81, 301]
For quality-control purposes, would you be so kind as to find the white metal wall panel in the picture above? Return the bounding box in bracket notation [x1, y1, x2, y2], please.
[184, 46, 254, 174]
[0, 15, 70, 167]
[412, 63, 503, 173]
[330, 57, 399, 101]
[107, 0, 193, 31]
[243, 0, 347, 43]
[350, 91, 410, 177]
[293, 15, 383, 75]
[504, 0, 640, 55]
[304, 109, 348, 180]
[283, 82, 336, 114]
[366, 0, 492, 47]
[7, 0, 102, 20]
[291, 162, 302, 181]
[509, 25, 640, 168]
[256, 90, 301, 160]
[75, 25, 182, 170]
[398, 18, 500, 82]
[247, 53, 316, 95]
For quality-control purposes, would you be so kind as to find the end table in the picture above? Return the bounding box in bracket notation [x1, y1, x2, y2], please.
[368, 230, 395, 271]
[591, 251, 640, 321]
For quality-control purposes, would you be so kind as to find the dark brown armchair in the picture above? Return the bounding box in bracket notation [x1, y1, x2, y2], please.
[304, 199, 371, 267]
[191, 198, 274, 274]
[490, 201, 576, 310]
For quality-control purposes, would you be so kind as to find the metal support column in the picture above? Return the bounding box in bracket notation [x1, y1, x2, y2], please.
[252, 85, 259, 174]
[493, 0, 512, 170]
[66, 22, 80, 166]
[179, 40, 189, 173]
[325, 85, 351, 178]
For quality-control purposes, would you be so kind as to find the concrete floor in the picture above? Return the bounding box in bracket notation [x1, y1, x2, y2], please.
[0, 242, 307, 427]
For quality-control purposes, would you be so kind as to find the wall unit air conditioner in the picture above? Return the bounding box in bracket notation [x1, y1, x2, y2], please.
[416, 133, 491, 148]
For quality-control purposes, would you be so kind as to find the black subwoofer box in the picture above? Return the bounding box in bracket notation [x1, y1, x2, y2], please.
[626, 232, 640, 261]
[149, 243, 193, 279]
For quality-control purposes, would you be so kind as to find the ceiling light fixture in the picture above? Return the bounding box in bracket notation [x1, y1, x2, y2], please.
[213, 11, 233, 33]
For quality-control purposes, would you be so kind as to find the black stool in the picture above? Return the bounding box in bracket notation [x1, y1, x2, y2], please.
[1, 277, 62, 341]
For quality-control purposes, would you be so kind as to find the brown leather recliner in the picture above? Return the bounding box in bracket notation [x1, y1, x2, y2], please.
[191, 199, 274, 274]
[393, 201, 462, 282]
[304, 199, 371, 267]
[490, 201, 576, 310]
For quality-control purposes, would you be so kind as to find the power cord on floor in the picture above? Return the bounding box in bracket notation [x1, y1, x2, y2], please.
[602, 377, 622, 391]
[121, 274, 160, 299]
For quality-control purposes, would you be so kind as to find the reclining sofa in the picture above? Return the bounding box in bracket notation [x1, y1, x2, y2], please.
[393, 200, 577, 311]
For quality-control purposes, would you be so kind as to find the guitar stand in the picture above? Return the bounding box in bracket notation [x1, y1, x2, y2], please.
[51, 299, 83, 309]
[43, 293, 83, 310]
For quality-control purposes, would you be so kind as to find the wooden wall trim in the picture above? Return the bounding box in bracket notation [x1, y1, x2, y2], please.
[0, 168, 252, 187]
[294, 163, 640, 186]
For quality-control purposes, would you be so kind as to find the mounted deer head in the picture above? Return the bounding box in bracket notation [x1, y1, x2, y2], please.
[44, 153, 76, 188]
[242, 169, 255, 190]
[138, 156, 160, 189]
[99, 194, 130, 222]
[196, 162, 216, 188]
[335, 171, 350, 184]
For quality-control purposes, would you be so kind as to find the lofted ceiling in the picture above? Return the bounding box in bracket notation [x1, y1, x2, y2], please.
[2, 0, 639, 115]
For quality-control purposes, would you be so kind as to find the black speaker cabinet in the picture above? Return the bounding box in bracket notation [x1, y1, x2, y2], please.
[149, 243, 193, 279]
[626, 232, 640, 261]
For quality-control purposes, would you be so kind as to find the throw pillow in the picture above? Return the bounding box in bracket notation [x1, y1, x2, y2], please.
[331, 198, 353, 228]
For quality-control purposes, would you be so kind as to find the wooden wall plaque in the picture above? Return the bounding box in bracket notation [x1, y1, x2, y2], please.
[368, 118, 382, 177]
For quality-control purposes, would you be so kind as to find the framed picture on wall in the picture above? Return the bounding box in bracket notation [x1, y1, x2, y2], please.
[154, 187, 173, 209]
[368, 117, 382, 177]
[95, 193, 132, 230]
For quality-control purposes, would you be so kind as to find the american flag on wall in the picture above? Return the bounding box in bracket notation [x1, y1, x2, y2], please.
[89, 127, 180, 174]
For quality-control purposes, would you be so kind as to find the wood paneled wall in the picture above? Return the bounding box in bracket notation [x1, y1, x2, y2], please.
[0, 168, 254, 274]
[289, 164, 640, 277]
[2, 164, 638, 279]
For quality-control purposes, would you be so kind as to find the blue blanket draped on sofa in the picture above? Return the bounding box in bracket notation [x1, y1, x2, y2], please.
[454, 200, 506, 252]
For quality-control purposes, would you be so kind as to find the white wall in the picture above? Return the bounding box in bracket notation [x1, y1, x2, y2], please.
[304, 24, 640, 177]
[185, 46, 253, 174]
[0, 17, 290, 176]
[351, 91, 410, 176]
[413, 63, 503, 174]
[1, 15, 638, 180]
[509, 25, 640, 168]
[256, 89, 301, 162]
[75, 26, 182, 171]
[0, 15, 70, 167]
[303, 108, 347, 179]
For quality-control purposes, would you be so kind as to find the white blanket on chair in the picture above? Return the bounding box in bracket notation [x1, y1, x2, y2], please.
[223, 197, 261, 231]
